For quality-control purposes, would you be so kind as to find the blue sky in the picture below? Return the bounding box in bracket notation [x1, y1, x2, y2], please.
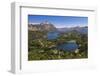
[28, 15, 88, 28]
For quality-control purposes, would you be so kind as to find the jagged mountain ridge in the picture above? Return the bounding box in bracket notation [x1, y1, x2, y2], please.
[28, 21, 57, 32]
[28, 21, 88, 34]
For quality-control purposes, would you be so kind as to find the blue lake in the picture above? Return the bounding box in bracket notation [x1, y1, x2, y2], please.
[47, 31, 79, 52]
[57, 42, 79, 52]
[47, 31, 59, 40]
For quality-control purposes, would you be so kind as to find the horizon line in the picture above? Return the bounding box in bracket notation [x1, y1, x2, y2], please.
[28, 22, 87, 27]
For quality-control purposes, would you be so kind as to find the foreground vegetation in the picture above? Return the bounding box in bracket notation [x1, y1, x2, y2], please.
[28, 30, 88, 60]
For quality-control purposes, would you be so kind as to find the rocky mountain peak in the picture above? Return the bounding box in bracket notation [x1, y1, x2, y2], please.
[28, 21, 57, 32]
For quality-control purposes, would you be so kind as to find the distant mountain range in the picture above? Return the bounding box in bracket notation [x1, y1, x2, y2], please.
[28, 21, 57, 32]
[28, 21, 88, 34]
[57, 26, 88, 34]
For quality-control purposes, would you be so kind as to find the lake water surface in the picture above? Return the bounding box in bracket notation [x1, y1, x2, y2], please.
[47, 31, 79, 52]
[47, 31, 59, 40]
[57, 42, 78, 52]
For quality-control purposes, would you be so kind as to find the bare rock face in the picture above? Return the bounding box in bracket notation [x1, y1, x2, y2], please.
[28, 21, 57, 32]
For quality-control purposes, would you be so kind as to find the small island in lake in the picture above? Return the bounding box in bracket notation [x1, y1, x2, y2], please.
[28, 15, 88, 60]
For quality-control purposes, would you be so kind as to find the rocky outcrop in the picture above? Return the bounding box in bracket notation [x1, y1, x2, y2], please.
[28, 21, 57, 32]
